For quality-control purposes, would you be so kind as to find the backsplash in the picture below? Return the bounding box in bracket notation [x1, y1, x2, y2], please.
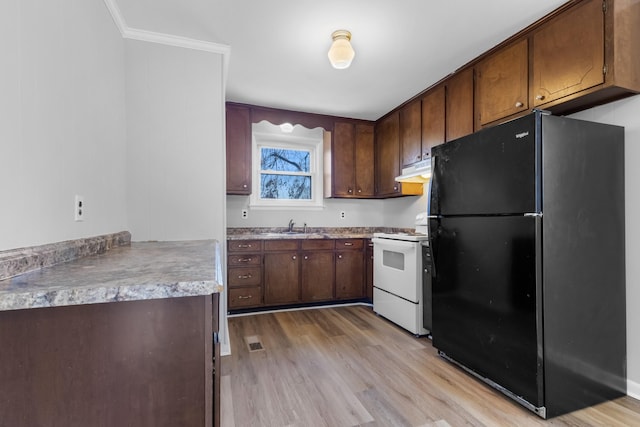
[0, 231, 131, 281]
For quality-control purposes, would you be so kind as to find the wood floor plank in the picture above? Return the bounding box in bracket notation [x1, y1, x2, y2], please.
[222, 306, 640, 426]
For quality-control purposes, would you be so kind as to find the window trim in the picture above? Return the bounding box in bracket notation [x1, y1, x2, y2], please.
[249, 122, 325, 210]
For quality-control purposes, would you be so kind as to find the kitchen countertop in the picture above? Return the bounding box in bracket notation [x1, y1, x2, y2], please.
[0, 240, 223, 312]
[227, 226, 412, 240]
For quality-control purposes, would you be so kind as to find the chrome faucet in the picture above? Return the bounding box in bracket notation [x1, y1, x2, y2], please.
[288, 219, 295, 232]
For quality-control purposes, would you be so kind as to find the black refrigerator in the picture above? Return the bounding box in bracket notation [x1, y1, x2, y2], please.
[428, 111, 626, 418]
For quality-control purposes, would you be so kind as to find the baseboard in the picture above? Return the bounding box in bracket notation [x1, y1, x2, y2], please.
[628, 378, 640, 400]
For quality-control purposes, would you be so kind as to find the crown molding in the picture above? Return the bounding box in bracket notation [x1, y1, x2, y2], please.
[102, 0, 230, 80]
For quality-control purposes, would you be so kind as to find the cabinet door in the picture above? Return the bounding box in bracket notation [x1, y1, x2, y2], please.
[333, 122, 356, 197]
[226, 105, 252, 195]
[264, 252, 300, 304]
[335, 250, 364, 299]
[421, 85, 446, 156]
[354, 124, 375, 197]
[375, 112, 401, 196]
[476, 39, 529, 126]
[446, 67, 474, 142]
[301, 252, 335, 302]
[532, 0, 604, 107]
[400, 99, 423, 168]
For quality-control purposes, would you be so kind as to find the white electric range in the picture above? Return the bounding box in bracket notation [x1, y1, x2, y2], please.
[372, 214, 430, 336]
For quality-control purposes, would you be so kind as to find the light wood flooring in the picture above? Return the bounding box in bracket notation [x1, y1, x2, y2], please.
[220, 305, 640, 426]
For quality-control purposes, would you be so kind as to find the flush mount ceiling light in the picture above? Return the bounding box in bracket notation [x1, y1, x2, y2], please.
[328, 30, 355, 69]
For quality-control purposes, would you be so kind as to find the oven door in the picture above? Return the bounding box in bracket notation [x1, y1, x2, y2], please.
[372, 237, 421, 303]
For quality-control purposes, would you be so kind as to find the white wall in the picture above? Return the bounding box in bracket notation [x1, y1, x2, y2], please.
[0, 0, 128, 251]
[569, 95, 640, 398]
[124, 40, 226, 243]
[226, 196, 386, 228]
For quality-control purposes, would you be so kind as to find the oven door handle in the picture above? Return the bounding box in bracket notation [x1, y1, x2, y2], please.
[372, 238, 418, 251]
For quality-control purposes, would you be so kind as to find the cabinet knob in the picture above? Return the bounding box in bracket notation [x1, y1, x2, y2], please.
[416, 154, 421, 160]
[515, 101, 523, 108]
[292, 255, 297, 260]
[393, 186, 398, 191]
[348, 188, 353, 193]
[422, 153, 429, 159]
[242, 184, 248, 188]
[536, 95, 545, 101]
[358, 189, 362, 193]
[338, 254, 343, 259]
[304, 255, 308, 260]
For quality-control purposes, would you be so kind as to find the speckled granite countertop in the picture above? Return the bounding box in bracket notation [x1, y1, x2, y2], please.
[0, 240, 223, 312]
[227, 226, 412, 240]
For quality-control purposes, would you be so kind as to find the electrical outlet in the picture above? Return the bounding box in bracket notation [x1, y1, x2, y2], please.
[339, 211, 346, 220]
[74, 195, 84, 222]
[241, 209, 248, 219]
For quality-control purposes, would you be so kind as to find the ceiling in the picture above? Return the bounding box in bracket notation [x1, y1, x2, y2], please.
[114, 0, 568, 121]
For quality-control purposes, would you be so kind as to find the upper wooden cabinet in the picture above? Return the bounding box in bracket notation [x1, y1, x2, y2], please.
[400, 99, 424, 168]
[375, 113, 424, 198]
[446, 67, 475, 141]
[332, 122, 375, 198]
[375, 112, 401, 197]
[531, 0, 604, 108]
[421, 85, 446, 155]
[476, 39, 529, 127]
[225, 105, 252, 195]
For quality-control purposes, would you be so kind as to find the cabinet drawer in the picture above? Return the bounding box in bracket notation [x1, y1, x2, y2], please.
[335, 239, 363, 250]
[229, 286, 263, 309]
[301, 239, 334, 250]
[228, 267, 261, 286]
[264, 240, 299, 251]
[228, 240, 263, 252]
[228, 254, 261, 266]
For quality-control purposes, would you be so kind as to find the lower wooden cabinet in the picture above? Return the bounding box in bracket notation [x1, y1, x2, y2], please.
[227, 238, 367, 312]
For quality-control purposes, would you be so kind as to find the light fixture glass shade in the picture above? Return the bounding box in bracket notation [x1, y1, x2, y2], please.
[328, 30, 355, 69]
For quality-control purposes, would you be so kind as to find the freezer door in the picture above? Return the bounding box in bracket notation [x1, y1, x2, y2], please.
[430, 215, 543, 407]
[430, 114, 539, 216]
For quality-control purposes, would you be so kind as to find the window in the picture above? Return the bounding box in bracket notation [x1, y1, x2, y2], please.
[250, 121, 324, 209]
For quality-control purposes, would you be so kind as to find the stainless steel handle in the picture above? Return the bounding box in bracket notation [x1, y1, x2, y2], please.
[237, 244, 252, 248]
[344, 242, 353, 246]
[515, 101, 523, 108]
[237, 295, 252, 300]
[238, 257, 252, 262]
[238, 274, 252, 279]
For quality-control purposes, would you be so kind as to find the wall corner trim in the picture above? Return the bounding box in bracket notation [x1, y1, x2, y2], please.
[102, 0, 231, 73]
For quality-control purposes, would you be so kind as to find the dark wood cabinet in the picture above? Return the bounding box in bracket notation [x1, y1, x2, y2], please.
[400, 99, 424, 168]
[226, 105, 252, 195]
[446, 67, 475, 142]
[264, 240, 300, 305]
[375, 114, 421, 197]
[421, 85, 446, 155]
[335, 239, 365, 299]
[0, 295, 217, 427]
[332, 122, 375, 198]
[476, 38, 529, 127]
[531, 0, 604, 108]
[227, 240, 263, 309]
[375, 112, 401, 197]
[301, 239, 335, 301]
